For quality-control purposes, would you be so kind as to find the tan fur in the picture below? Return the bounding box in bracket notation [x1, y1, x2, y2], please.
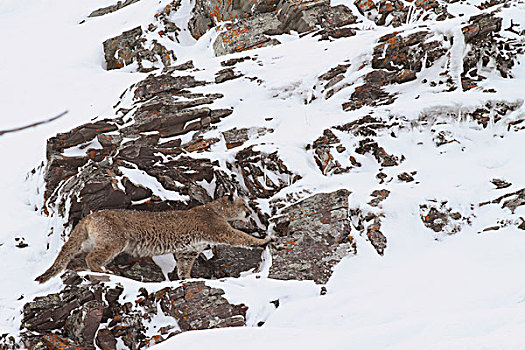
[35, 195, 273, 283]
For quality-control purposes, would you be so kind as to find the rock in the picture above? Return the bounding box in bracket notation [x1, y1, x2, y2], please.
[355, 138, 398, 167]
[213, 13, 282, 56]
[22, 285, 100, 333]
[342, 83, 397, 110]
[23, 334, 83, 350]
[222, 127, 273, 149]
[102, 27, 176, 72]
[64, 301, 104, 349]
[188, 0, 271, 39]
[133, 74, 207, 101]
[169, 246, 265, 280]
[95, 329, 117, 350]
[355, 0, 450, 27]
[420, 201, 470, 235]
[158, 282, 248, 330]
[234, 146, 300, 199]
[368, 189, 390, 207]
[397, 172, 415, 182]
[22, 276, 247, 349]
[491, 178, 512, 189]
[308, 129, 353, 175]
[215, 68, 243, 83]
[461, 13, 524, 82]
[0, 334, 21, 349]
[277, 1, 356, 33]
[88, 0, 141, 17]
[269, 189, 355, 284]
[109, 254, 166, 282]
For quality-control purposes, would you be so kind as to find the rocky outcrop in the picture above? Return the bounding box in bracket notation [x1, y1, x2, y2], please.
[102, 1, 182, 71]
[269, 189, 356, 284]
[213, 13, 283, 56]
[206, 0, 357, 55]
[103, 27, 176, 71]
[21, 276, 247, 349]
[343, 30, 446, 110]
[354, 0, 451, 27]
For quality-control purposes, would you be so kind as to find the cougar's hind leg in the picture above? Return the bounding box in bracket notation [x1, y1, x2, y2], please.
[86, 239, 126, 273]
[175, 251, 199, 280]
[35, 221, 89, 284]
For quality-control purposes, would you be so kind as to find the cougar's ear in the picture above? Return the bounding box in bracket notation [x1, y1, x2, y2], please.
[227, 193, 234, 201]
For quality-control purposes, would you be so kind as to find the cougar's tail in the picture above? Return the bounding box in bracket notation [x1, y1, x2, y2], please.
[35, 220, 88, 284]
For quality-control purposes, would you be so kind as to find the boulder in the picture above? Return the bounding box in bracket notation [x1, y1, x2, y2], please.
[269, 189, 356, 284]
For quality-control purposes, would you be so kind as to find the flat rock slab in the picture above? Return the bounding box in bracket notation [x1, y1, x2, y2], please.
[269, 189, 356, 284]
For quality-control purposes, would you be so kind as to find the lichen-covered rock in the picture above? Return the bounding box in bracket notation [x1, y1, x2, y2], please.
[213, 13, 282, 56]
[102, 27, 176, 72]
[157, 282, 247, 330]
[64, 301, 104, 349]
[189, 0, 272, 39]
[211, 0, 356, 55]
[269, 189, 355, 284]
[21, 277, 247, 350]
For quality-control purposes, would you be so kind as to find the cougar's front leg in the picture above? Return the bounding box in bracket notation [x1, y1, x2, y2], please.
[175, 251, 199, 280]
[217, 227, 275, 248]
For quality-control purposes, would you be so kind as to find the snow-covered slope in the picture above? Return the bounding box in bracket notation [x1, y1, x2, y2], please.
[0, 0, 524, 348]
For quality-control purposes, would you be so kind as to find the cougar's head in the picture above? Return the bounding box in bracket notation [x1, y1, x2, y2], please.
[220, 194, 251, 221]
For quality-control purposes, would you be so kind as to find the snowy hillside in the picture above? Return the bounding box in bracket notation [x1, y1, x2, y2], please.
[0, 0, 524, 348]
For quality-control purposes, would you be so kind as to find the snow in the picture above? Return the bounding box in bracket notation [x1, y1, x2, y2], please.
[0, 0, 525, 348]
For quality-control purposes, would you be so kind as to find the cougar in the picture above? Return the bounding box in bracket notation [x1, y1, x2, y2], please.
[35, 194, 273, 283]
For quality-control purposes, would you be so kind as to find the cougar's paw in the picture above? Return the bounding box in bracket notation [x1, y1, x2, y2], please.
[260, 236, 277, 248]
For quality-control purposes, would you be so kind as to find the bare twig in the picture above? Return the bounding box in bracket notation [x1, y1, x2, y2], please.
[0, 111, 68, 136]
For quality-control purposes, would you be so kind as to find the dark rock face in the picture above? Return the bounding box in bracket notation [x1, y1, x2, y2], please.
[269, 189, 356, 284]
[21, 277, 247, 350]
[169, 246, 265, 280]
[88, 0, 141, 17]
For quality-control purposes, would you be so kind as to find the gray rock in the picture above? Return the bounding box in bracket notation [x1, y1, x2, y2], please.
[277, 1, 356, 34]
[65, 301, 104, 349]
[102, 27, 176, 72]
[269, 189, 355, 284]
[158, 282, 248, 331]
[213, 13, 282, 56]
[88, 0, 141, 18]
